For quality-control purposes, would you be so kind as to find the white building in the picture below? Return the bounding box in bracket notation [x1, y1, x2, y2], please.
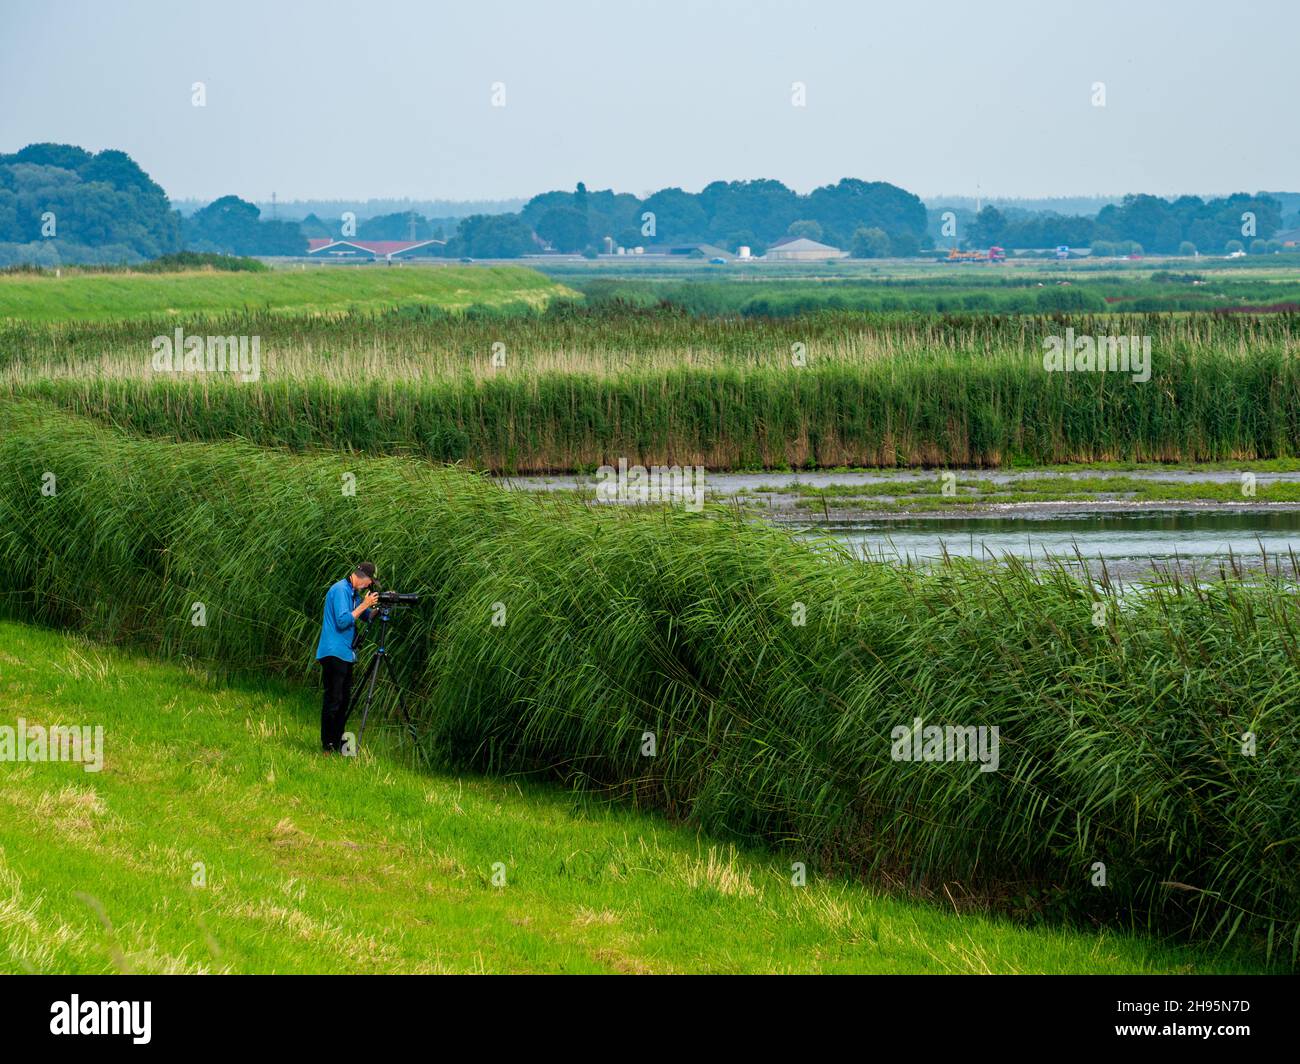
[764, 236, 849, 261]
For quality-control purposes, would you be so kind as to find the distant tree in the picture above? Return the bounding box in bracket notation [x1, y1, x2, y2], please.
[521, 190, 580, 226]
[968, 206, 1006, 247]
[298, 213, 334, 239]
[452, 213, 536, 258]
[1225, 239, 1245, 254]
[185, 195, 307, 255]
[521, 186, 640, 249]
[725, 229, 758, 253]
[0, 142, 95, 171]
[1184, 218, 1219, 253]
[1249, 238, 1268, 255]
[535, 206, 590, 252]
[639, 187, 708, 242]
[1095, 192, 1282, 253]
[1178, 241, 1197, 257]
[699, 179, 800, 244]
[358, 211, 434, 241]
[787, 219, 823, 241]
[889, 230, 920, 257]
[997, 212, 1094, 249]
[79, 149, 167, 198]
[0, 143, 181, 263]
[851, 227, 891, 258]
[806, 178, 927, 249]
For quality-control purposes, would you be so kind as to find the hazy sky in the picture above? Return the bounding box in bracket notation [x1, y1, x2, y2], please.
[2, 0, 1296, 203]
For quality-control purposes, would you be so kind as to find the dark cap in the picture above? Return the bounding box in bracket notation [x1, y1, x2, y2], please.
[354, 562, 377, 580]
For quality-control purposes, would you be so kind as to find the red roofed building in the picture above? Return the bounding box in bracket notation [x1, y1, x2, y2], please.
[306, 238, 446, 259]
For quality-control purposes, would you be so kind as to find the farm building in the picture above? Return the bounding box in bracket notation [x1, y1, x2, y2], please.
[306, 238, 446, 260]
[1273, 228, 1300, 248]
[764, 236, 848, 261]
[639, 243, 736, 261]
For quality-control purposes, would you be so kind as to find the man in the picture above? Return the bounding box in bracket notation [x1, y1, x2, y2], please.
[315, 562, 380, 753]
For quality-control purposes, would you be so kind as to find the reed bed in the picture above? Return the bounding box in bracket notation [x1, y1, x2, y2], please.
[4, 306, 1293, 378]
[3, 310, 1297, 472]
[2, 398, 1296, 961]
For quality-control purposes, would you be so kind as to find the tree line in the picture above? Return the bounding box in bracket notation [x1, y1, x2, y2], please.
[0, 143, 1293, 265]
[962, 194, 1287, 256]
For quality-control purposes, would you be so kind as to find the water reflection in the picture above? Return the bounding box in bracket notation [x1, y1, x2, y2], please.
[818, 509, 1300, 579]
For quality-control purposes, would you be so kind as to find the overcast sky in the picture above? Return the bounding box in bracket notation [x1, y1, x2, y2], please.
[2, 0, 1296, 203]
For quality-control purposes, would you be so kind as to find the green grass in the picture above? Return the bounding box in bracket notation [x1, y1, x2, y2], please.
[0, 265, 574, 322]
[3, 620, 1258, 974]
[3, 400, 1297, 964]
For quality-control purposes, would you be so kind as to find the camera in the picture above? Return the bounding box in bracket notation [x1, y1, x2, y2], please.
[370, 582, 420, 608]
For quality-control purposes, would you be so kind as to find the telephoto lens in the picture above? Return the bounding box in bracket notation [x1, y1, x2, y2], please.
[377, 590, 420, 607]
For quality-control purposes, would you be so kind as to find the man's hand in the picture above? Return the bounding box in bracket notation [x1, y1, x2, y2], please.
[353, 590, 379, 618]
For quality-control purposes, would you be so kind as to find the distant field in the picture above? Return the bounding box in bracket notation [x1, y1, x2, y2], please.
[0, 265, 575, 322]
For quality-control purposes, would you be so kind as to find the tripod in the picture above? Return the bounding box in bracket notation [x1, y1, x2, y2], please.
[354, 606, 417, 751]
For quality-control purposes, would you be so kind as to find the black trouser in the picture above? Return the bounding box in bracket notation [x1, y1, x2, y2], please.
[320, 655, 355, 751]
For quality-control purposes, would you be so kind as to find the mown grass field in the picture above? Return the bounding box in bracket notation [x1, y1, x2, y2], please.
[0, 265, 574, 322]
[0, 620, 1265, 974]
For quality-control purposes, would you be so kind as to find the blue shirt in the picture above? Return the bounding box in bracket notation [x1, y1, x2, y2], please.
[316, 578, 367, 662]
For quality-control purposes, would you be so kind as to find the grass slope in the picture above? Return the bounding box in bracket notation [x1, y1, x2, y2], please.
[0, 621, 1260, 974]
[0, 265, 573, 322]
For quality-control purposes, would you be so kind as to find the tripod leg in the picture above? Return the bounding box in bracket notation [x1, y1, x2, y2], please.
[394, 687, 419, 743]
[355, 651, 384, 751]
